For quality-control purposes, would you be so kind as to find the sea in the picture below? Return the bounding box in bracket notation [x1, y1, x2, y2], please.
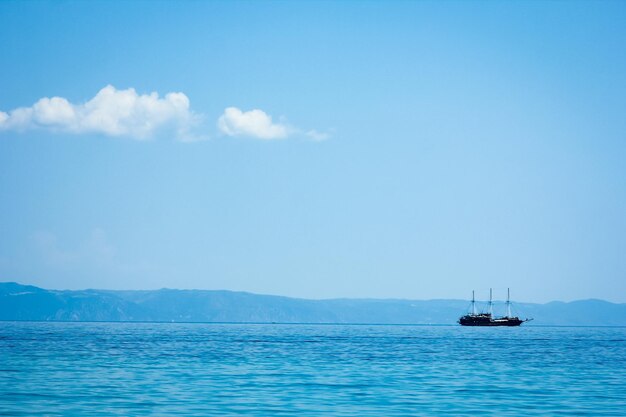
[1, 322, 625, 416]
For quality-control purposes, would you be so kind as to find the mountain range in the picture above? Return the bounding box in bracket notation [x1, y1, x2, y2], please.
[1, 282, 625, 326]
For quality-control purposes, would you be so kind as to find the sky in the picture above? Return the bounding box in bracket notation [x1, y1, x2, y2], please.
[0, 1, 625, 303]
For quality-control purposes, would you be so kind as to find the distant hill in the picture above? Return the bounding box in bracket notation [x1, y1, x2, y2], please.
[1, 282, 625, 326]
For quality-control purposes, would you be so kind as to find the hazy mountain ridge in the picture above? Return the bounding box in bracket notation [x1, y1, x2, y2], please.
[1, 282, 625, 326]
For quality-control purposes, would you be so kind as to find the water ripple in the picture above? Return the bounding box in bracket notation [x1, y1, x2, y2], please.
[0, 323, 625, 416]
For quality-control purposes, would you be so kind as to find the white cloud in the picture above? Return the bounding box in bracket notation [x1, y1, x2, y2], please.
[1, 88, 330, 143]
[217, 106, 332, 141]
[0, 111, 9, 125]
[0, 85, 200, 140]
[305, 129, 331, 142]
[217, 107, 290, 140]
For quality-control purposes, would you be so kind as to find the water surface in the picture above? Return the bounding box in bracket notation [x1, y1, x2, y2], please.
[1, 322, 625, 416]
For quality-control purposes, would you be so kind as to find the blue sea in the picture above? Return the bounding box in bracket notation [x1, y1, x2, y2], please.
[1, 323, 625, 416]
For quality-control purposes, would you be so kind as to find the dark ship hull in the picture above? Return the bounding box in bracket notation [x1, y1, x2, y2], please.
[458, 314, 524, 326]
[459, 289, 531, 326]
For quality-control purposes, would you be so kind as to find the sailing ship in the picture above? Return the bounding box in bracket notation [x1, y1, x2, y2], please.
[458, 288, 532, 326]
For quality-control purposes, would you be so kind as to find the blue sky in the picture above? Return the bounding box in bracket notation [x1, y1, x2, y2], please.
[1, 1, 625, 302]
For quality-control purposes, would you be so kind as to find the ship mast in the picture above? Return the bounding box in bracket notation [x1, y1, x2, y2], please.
[488, 288, 493, 316]
[506, 288, 512, 318]
[471, 290, 476, 315]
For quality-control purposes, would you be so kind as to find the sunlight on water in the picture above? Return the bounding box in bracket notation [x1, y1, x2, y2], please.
[1, 323, 625, 416]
